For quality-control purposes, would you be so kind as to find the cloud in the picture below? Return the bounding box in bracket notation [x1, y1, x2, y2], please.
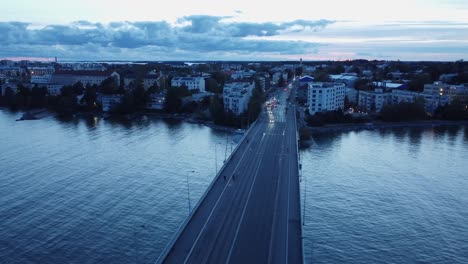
[0, 16, 332, 60]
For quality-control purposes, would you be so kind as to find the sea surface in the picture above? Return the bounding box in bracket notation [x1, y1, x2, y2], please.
[301, 127, 468, 263]
[1, 109, 467, 263]
[0, 110, 235, 264]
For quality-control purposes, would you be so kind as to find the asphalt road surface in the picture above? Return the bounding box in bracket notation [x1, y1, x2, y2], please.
[159, 88, 302, 264]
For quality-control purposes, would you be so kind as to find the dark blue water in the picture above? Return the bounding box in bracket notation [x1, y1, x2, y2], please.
[0, 110, 235, 264]
[2, 109, 468, 263]
[301, 127, 468, 263]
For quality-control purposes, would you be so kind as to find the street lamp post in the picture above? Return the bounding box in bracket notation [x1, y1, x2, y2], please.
[186, 170, 195, 214]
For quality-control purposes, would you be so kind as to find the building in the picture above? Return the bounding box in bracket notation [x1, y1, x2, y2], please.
[330, 73, 358, 88]
[272, 72, 288, 84]
[372, 81, 406, 90]
[358, 88, 392, 112]
[308, 82, 346, 115]
[223, 82, 254, 115]
[46, 84, 63, 96]
[357, 81, 463, 113]
[31, 74, 52, 85]
[28, 66, 55, 76]
[100, 95, 122, 112]
[146, 93, 166, 110]
[297, 75, 315, 104]
[346, 87, 359, 104]
[171, 77, 205, 92]
[231, 70, 256, 80]
[124, 71, 164, 90]
[50, 71, 120, 87]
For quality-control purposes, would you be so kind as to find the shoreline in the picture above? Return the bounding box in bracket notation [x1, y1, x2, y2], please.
[3, 108, 240, 133]
[305, 120, 468, 134]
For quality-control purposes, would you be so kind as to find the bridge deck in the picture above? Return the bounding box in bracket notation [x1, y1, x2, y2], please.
[158, 89, 302, 264]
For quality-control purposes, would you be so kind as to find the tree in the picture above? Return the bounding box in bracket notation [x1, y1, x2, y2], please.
[72, 81, 84, 95]
[295, 67, 303, 77]
[408, 74, 431, 92]
[354, 78, 371, 90]
[100, 77, 117, 94]
[205, 78, 222, 93]
[278, 74, 286, 86]
[380, 100, 428, 122]
[209, 95, 225, 124]
[165, 87, 182, 113]
[30, 85, 47, 108]
[313, 71, 330, 82]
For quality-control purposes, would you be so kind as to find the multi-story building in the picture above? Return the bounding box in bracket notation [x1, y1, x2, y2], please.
[146, 93, 166, 110]
[357, 82, 462, 113]
[124, 71, 164, 90]
[28, 67, 55, 76]
[171, 77, 205, 92]
[358, 88, 392, 112]
[51, 71, 120, 87]
[308, 82, 346, 115]
[31, 75, 52, 85]
[46, 84, 63, 96]
[223, 82, 254, 115]
[100, 95, 122, 112]
[330, 73, 358, 88]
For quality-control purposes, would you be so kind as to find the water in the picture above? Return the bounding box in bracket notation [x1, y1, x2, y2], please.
[1, 109, 468, 264]
[0, 110, 235, 264]
[301, 127, 468, 263]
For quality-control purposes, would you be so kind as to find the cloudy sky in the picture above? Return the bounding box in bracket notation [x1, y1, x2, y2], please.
[1, 0, 468, 61]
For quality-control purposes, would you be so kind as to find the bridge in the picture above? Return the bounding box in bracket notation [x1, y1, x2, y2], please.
[157, 87, 303, 264]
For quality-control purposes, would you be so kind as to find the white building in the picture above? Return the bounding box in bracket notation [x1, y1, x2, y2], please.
[146, 93, 166, 110]
[31, 74, 52, 84]
[272, 72, 288, 84]
[124, 71, 164, 90]
[101, 95, 122, 112]
[330, 73, 358, 88]
[223, 82, 254, 115]
[308, 82, 346, 115]
[46, 84, 63, 96]
[346, 87, 359, 104]
[171, 77, 205, 92]
[231, 70, 256, 80]
[358, 88, 392, 112]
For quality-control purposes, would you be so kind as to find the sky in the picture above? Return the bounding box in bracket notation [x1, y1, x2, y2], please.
[1, 0, 468, 61]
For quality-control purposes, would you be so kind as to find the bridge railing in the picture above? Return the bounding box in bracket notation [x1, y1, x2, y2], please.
[155, 119, 258, 264]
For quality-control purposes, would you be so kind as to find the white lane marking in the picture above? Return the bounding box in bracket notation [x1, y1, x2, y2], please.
[182, 122, 265, 263]
[225, 136, 269, 264]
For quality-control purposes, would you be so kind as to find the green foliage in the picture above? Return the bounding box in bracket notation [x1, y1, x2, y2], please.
[380, 100, 428, 122]
[434, 100, 468, 120]
[165, 87, 183, 113]
[72, 81, 84, 95]
[278, 74, 286, 87]
[313, 71, 331, 82]
[211, 71, 227, 86]
[408, 74, 431, 92]
[305, 110, 367, 126]
[100, 77, 117, 94]
[295, 67, 303, 77]
[327, 65, 345, 75]
[354, 78, 371, 90]
[209, 95, 225, 124]
[205, 78, 222, 93]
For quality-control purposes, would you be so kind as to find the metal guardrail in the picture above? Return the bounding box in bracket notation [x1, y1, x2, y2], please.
[155, 120, 258, 264]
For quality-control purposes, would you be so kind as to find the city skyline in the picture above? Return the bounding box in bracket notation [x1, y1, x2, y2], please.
[1, 0, 468, 61]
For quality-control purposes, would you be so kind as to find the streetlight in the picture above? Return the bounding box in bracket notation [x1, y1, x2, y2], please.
[186, 170, 195, 214]
[439, 87, 444, 107]
[214, 142, 224, 174]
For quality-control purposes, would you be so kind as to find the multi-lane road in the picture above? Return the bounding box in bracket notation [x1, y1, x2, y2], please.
[158, 87, 302, 264]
